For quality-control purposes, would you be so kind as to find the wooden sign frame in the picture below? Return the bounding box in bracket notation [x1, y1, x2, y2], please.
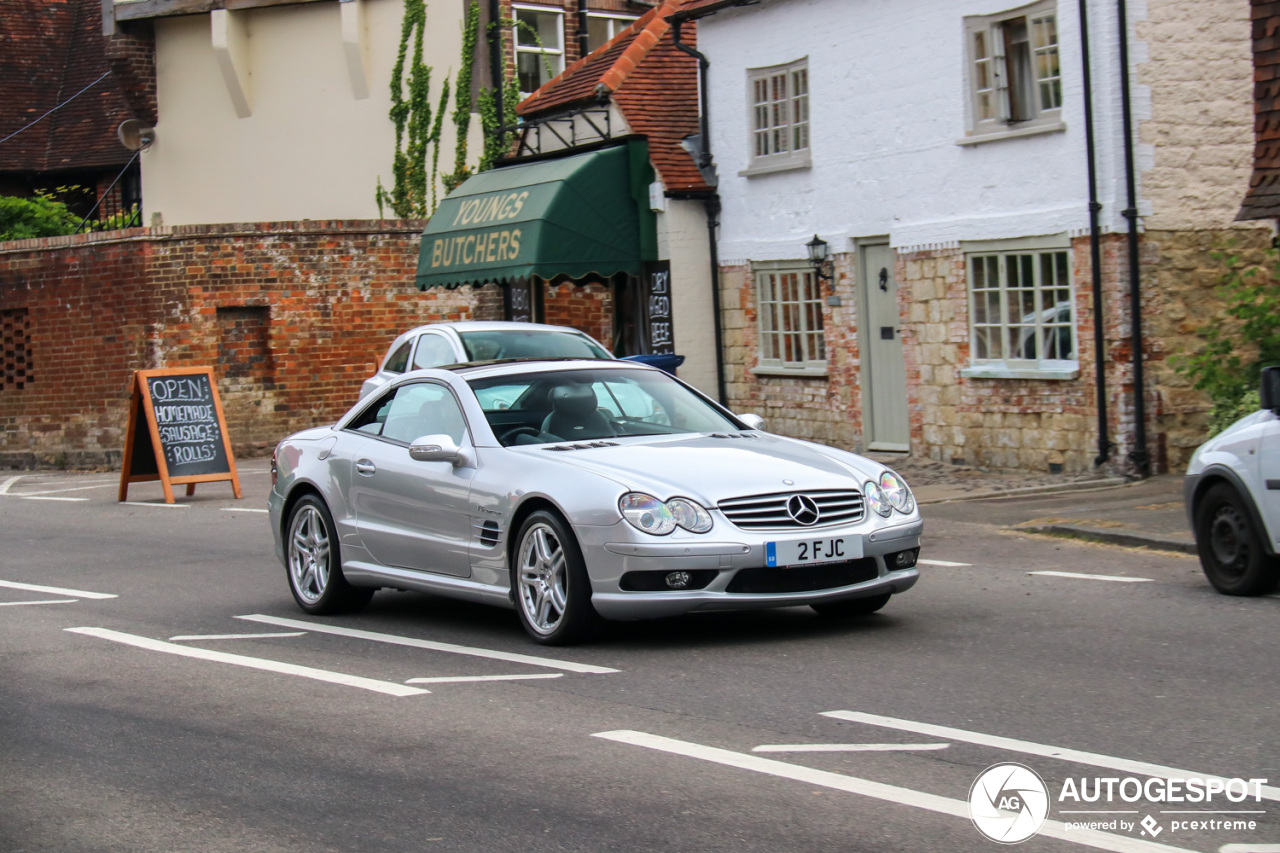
[118, 367, 243, 504]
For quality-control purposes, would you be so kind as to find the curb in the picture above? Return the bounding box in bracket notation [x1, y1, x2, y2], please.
[916, 477, 1129, 505]
[1019, 523, 1197, 554]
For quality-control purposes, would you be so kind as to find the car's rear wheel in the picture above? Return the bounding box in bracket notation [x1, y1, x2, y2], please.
[286, 495, 373, 614]
[1194, 483, 1280, 596]
[811, 592, 892, 618]
[512, 510, 600, 645]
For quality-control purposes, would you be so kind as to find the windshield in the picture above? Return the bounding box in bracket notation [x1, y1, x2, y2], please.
[458, 329, 612, 362]
[468, 368, 744, 446]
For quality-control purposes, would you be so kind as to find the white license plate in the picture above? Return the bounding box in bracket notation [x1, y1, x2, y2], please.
[766, 535, 862, 567]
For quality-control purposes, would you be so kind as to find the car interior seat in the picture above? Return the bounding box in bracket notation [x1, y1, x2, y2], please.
[540, 383, 614, 440]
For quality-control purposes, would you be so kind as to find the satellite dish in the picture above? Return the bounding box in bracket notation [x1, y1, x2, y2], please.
[117, 119, 156, 151]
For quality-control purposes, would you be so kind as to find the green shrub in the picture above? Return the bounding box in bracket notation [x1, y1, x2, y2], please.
[0, 192, 79, 240]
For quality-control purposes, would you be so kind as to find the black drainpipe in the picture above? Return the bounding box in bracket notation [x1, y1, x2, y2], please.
[1116, 0, 1149, 477]
[671, 19, 729, 405]
[1079, 0, 1110, 467]
[577, 0, 589, 59]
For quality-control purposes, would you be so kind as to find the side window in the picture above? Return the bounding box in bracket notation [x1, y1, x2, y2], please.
[411, 333, 457, 369]
[744, 58, 810, 176]
[377, 383, 469, 445]
[384, 341, 412, 374]
[963, 1, 1061, 142]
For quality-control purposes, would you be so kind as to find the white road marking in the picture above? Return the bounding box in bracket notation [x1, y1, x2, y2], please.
[237, 614, 620, 674]
[593, 731, 1198, 853]
[918, 559, 971, 567]
[0, 580, 117, 599]
[169, 632, 306, 642]
[406, 673, 564, 684]
[220, 507, 269, 513]
[0, 476, 20, 495]
[14, 482, 115, 496]
[66, 627, 428, 697]
[120, 501, 189, 509]
[22, 496, 90, 502]
[752, 743, 950, 753]
[1029, 571, 1154, 583]
[0, 599, 79, 607]
[822, 711, 1280, 802]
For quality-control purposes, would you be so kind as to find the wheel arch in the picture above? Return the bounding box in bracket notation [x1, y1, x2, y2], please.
[1191, 465, 1278, 556]
[280, 481, 326, 541]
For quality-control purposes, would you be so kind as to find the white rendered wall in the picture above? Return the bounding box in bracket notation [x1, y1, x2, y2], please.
[697, 0, 1146, 262]
[658, 198, 718, 398]
[144, 0, 479, 225]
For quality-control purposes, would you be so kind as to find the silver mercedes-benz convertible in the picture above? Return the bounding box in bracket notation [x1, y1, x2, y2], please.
[268, 360, 922, 644]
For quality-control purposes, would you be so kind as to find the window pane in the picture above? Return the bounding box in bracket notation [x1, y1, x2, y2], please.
[968, 248, 1074, 367]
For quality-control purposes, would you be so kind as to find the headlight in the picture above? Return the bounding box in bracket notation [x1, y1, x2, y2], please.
[619, 493, 713, 535]
[879, 471, 915, 514]
[864, 480, 892, 517]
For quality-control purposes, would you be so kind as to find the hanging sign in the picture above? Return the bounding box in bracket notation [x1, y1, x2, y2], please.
[118, 367, 242, 504]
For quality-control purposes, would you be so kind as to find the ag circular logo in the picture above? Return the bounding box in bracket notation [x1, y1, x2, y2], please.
[968, 763, 1050, 844]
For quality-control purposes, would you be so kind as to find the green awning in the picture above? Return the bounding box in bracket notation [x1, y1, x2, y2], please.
[416, 141, 656, 290]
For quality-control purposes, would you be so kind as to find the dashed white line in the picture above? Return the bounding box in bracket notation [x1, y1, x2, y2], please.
[120, 501, 189, 509]
[918, 559, 971, 567]
[237, 614, 619, 674]
[593, 731, 1197, 853]
[0, 599, 79, 607]
[14, 482, 115, 496]
[0, 580, 117, 599]
[220, 507, 269, 513]
[169, 632, 306, 642]
[821, 711, 1280, 802]
[22, 496, 90, 502]
[1029, 571, 1153, 583]
[406, 674, 564, 684]
[752, 743, 950, 753]
[66, 627, 428, 697]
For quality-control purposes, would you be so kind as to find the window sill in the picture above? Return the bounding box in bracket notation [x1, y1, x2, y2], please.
[739, 156, 812, 178]
[956, 120, 1066, 146]
[960, 364, 1080, 381]
[752, 366, 828, 379]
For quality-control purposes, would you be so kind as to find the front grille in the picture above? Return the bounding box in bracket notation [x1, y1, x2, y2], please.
[718, 490, 864, 530]
[726, 559, 879, 594]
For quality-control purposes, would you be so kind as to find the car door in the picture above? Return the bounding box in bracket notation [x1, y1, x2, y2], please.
[1258, 412, 1280, 551]
[343, 381, 476, 577]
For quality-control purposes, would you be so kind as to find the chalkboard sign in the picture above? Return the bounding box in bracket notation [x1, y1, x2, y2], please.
[118, 367, 242, 504]
[641, 261, 675, 355]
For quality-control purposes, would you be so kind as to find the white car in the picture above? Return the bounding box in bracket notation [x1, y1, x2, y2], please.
[359, 321, 614, 400]
[1184, 365, 1280, 595]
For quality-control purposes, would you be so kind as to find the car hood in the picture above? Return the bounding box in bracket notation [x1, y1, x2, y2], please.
[521, 433, 883, 503]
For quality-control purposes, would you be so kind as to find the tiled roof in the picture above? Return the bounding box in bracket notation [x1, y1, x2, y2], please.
[1241, 2, 1280, 219]
[669, 0, 757, 20]
[0, 0, 135, 174]
[517, 0, 710, 193]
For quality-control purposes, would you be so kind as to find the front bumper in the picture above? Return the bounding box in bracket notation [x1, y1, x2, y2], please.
[579, 515, 923, 620]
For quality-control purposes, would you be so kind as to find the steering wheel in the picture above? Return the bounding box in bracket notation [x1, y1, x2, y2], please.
[501, 426, 544, 445]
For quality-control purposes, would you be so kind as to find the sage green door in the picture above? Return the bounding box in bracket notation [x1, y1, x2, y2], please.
[860, 242, 910, 451]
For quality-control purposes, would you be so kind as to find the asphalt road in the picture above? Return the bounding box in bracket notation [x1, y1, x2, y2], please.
[2, 468, 1277, 853]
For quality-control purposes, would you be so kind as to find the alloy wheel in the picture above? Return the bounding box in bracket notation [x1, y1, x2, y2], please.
[288, 504, 330, 604]
[517, 523, 568, 635]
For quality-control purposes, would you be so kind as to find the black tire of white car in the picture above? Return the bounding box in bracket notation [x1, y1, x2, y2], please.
[1194, 482, 1280, 596]
[285, 495, 374, 614]
[811, 592, 892, 618]
[512, 510, 601, 645]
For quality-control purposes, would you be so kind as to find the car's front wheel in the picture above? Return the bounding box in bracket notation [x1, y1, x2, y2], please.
[1194, 483, 1280, 596]
[811, 593, 892, 618]
[512, 510, 600, 645]
[286, 494, 373, 614]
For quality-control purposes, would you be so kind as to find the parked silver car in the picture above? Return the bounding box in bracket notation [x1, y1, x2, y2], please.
[270, 360, 922, 644]
[359, 320, 614, 399]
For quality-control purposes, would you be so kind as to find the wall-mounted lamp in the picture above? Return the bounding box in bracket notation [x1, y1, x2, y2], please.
[806, 234, 833, 283]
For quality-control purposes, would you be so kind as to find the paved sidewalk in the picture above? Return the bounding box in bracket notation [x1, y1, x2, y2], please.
[872, 454, 1195, 554]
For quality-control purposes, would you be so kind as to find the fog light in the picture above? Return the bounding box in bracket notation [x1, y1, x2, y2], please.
[892, 549, 919, 570]
[665, 571, 692, 589]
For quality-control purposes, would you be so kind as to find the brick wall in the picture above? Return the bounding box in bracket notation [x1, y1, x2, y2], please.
[0, 221, 509, 468]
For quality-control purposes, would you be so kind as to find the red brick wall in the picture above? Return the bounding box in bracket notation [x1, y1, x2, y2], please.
[542, 280, 615, 351]
[0, 221, 505, 468]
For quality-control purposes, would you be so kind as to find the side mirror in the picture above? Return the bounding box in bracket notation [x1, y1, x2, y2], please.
[409, 434, 465, 465]
[739, 413, 767, 431]
[1261, 365, 1280, 411]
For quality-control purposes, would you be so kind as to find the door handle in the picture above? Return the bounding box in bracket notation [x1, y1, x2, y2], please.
[355, 459, 376, 476]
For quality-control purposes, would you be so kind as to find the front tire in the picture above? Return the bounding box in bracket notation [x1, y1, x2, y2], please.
[286, 495, 373, 614]
[511, 510, 600, 645]
[811, 593, 892, 618]
[1194, 483, 1280, 596]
